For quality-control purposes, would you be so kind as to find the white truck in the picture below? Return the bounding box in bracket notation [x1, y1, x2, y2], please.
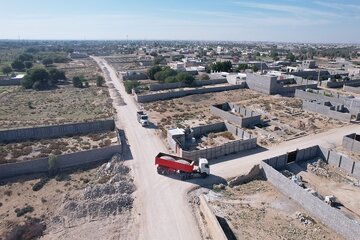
[137, 111, 149, 127]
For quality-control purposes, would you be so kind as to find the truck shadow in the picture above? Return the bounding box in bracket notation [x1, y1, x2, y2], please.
[145, 122, 158, 130]
[162, 173, 227, 189]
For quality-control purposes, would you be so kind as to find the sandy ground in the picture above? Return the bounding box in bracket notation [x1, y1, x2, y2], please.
[0, 131, 117, 164]
[202, 180, 343, 240]
[286, 159, 360, 222]
[0, 156, 136, 240]
[0, 85, 113, 129]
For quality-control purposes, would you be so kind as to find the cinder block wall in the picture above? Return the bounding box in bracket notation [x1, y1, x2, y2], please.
[149, 79, 227, 91]
[135, 84, 245, 103]
[343, 133, 360, 153]
[210, 102, 261, 128]
[0, 119, 115, 143]
[0, 144, 122, 180]
[302, 101, 351, 122]
[261, 160, 360, 240]
[344, 85, 360, 94]
[0, 79, 21, 86]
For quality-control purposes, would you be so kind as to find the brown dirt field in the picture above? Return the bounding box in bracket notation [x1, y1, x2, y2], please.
[0, 156, 136, 240]
[0, 131, 117, 164]
[142, 89, 346, 146]
[55, 58, 102, 82]
[0, 85, 113, 129]
[205, 180, 343, 240]
[286, 159, 360, 222]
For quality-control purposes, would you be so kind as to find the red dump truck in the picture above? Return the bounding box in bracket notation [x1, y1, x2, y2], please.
[155, 152, 210, 179]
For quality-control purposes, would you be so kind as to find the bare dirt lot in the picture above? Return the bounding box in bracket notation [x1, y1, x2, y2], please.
[0, 131, 117, 164]
[0, 155, 137, 240]
[285, 159, 360, 222]
[55, 58, 102, 83]
[0, 85, 113, 129]
[142, 89, 346, 146]
[197, 180, 343, 240]
[105, 55, 149, 72]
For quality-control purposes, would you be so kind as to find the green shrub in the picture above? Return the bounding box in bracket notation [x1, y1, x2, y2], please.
[32, 178, 49, 191]
[15, 206, 34, 217]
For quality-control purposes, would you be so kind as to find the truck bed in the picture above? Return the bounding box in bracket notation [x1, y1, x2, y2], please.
[155, 153, 194, 173]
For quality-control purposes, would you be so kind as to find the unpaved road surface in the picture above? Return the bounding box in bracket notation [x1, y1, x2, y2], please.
[93, 56, 360, 240]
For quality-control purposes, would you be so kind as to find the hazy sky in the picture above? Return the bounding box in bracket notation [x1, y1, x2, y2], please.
[1, 0, 359, 43]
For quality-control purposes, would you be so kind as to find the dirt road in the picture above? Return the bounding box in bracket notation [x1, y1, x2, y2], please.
[93, 57, 202, 240]
[93, 56, 360, 240]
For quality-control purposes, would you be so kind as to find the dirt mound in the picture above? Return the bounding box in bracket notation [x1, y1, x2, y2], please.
[52, 154, 135, 225]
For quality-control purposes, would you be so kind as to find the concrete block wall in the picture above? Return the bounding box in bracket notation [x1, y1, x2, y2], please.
[326, 79, 360, 88]
[302, 101, 352, 122]
[261, 161, 360, 240]
[148, 79, 227, 91]
[199, 195, 227, 240]
[191, 122, 226, 138]
[0, 144, 122, 180]
[344, 85, 360, 94]
[0, 119, 115, 143]
[181, 137, 257, 161]
[342, 133, 360, 153]
[210, 102, 261, 128]
[135, 84, 245, 103]
[0, 79, 21, 86]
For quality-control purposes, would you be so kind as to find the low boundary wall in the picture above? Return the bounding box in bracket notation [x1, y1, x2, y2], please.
[148, 79, 227, 91]
[135, 84, 245, 103]
[210, 102, 261, 128]
[0, 144, 122, 180]
[0, 79, 21, 86]
[302, 101, 352, 122]
[343, 133, 360, 154]
[261, 159, 360, 240]
[0, 119, 115, 143]
[178, 122, 257, 161]
[199, 195, 227, 240]
[344, 85, 360, 94]
[325, 79, 360, 88]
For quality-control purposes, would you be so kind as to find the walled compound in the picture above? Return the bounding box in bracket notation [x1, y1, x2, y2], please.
[260, 145, 360, 240]
[167, 122, 257, 161]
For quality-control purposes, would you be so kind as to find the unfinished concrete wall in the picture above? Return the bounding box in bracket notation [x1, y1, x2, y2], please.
[344, 85, 360, 94]
[261, 161, 360, 240]
[246, 74, 274, 94]
[0, 119, 115, 143]
[199, 195, 227, 240]
[181, 137, 257, 161]
[210, 102, 261, 128]
[0, 144, 122, 180]
[135, 84, 245, 103]
[343, 133, 360, 153]
[325, 79, 360, 88]
[0, 79, 21, 86]
[149, 79, 227, 91]
[302, 101, 352, 122]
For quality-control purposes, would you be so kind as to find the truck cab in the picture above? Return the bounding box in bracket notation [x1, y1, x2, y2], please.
[137, 111, 149, 127]
[197, 158, 210, 177]
[139, 115, 149, 126]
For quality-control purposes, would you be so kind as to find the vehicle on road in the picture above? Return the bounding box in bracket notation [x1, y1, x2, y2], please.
[137, 111, 149, 127]
[155, 152, 210, 179]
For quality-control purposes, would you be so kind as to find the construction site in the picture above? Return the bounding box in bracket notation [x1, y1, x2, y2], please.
[143, 88, 347, 147]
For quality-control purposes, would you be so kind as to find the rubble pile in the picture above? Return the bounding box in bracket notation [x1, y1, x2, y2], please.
[307, 159, 329, 178]
[295, 212, 315, 226]
[56, 154, 135, 221]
